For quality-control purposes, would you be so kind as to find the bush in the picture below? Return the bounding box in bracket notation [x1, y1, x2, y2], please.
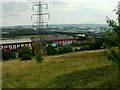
[64, 46, 73, 53]
[79, 42, 91, 46]
[2, 51, 10, 60]
[10, 52, 16, 59]
[2, 50, 16, 60]
[32, 46, 35, 56]
[18, 46, 32, 58]
[89, 42, 101, 50]
[89, 38, 105, 50]
[35, 53, 43, 63]
[104, 48, 120, 64]
[80, 46, 89, 51]
[21, 54, 32, 60]
[58, 46, 73, 54]
[58, 47, 64, 54]
[47, 45, 58, 55]
[74, 48, 80, 52]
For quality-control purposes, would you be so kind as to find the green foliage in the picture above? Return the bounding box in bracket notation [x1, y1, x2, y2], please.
[21, 54, 32, 60]
[2, 50, 16, 60]
[73, 38, 105, 51]
[47, 65, 118, 88]
[106, 18, 117, 27]
[58, 46, 73, 54]
[34, 42, 44, 63]
[74, 39, 105, 51]
[3, 50, 117, 88]
[47, 45, 58, 55]
[58, 47, 64, 54]
[10, 51, 16, 59]
[63, 46, 73, 53]
[104, 47, 120, 64]
[2, 28, 36, 38]
[32, 46, 35, 56]
[18, 46, 32, 60]
[105, 4, 120, 64]
[89, 38, 105, 50]
[2, 50, 10, 60]
[80, 46, 89, 51]
[104, 30, 117, 47]
[74, 48, 80, 52]
[79, 41, 91, 46]
[73, 41, 90, 46]
[35, 53, 43, 63]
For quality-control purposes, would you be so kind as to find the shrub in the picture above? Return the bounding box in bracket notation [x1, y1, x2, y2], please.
[2, 50, 16, 60]
[47, 45, 58, 55]
[34, 42, 44, 63]
[104, 48, 120, 64]
[35, 53, 43, 63]
[32, 46, 35, 56]
[89, 42, 101, 50]
[58, 47, 64, 54]
[80, 46, 89, 51]
[74, 48, 80, 52]
[18, 46, 32, 58]
[10, 52, 16, 59]
[21, 54, 32, 60]
[58, 46, 73, 54]
[79, 41, 91, 46]
[88, 38, 105, 50]
[2, 51, 10, 60]
[64, 46, 73, 53]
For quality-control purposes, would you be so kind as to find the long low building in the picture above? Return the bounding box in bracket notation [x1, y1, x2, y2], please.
[0, 35, 79, 50]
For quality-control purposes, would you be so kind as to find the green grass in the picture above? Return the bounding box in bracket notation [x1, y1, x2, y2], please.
[47, 65, 118, 88]
[2, 50, 118, 88]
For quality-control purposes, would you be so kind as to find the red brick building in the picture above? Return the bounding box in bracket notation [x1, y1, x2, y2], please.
[0, 35, 79, 50]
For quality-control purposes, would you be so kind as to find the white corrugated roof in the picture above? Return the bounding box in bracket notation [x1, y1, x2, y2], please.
[0, 39, 32, 44]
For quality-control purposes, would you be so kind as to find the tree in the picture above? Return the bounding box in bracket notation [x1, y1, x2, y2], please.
[105, 2, 120, 64]
[18, 46, 32, 60]
[2, 50, 10, 60]
[2, 50, 16, 60]
[63, 46, 73, 53]
[47, 45, 58, 55]
[21, 54, 32, 60]
[58, 47, 64, 54]
[89, 38, 105, 50]
[105, 3, 120, 87]
[34, 42, 45, 63]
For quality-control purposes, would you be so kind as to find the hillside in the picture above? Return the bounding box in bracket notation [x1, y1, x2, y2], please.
[2, 50, 118, 88]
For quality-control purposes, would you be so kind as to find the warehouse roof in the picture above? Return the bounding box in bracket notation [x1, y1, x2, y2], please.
[0, 39, 31, 45]
[0, 35, 75, 45]
[31, 35, 74, 42]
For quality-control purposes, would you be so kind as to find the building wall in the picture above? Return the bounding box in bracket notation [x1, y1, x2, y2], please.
[1, 39, 79, 50]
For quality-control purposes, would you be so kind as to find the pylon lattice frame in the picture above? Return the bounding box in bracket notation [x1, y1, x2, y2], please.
[31, 1, 50, 30]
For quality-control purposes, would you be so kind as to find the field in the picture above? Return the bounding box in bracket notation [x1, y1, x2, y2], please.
[2, 50, 118, 88]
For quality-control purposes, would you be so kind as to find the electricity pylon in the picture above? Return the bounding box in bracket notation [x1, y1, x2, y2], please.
[31, 1, 50, 31]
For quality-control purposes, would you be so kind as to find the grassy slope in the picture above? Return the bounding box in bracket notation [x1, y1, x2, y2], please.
[2, 50, 118, 88]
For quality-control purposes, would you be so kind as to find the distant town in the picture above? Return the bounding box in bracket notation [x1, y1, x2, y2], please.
[1, 24, 108, 39]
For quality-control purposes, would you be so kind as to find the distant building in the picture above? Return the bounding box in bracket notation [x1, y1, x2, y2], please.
[76, 34, 85, 37]
[0, 35, 79, 50]
[0, 39, 32, 51]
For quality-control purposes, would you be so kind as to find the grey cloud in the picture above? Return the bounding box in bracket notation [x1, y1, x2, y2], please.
[2, 2, 31, 17]
[50, 2, 66, 5]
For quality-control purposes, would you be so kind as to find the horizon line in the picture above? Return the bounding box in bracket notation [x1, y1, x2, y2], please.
[2, 23, 107, 27]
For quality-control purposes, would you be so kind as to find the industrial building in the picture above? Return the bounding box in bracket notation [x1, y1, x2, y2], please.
[0, 35, 78, 51]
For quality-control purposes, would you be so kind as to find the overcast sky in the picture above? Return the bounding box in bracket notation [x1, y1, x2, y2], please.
[1, 0, 119, 26]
